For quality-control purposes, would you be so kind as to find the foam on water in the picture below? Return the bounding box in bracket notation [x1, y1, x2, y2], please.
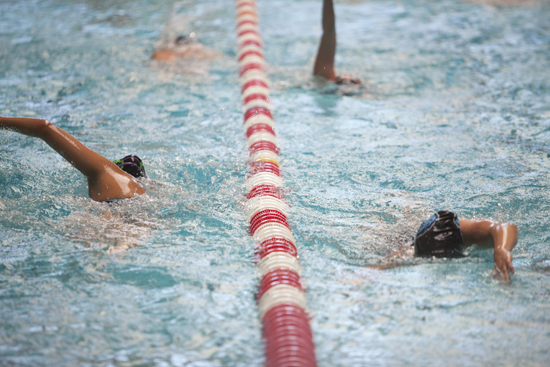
[1, 0, 549, 366]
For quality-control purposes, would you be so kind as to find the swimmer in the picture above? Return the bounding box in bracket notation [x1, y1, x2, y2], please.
[0, 116, 147, 202]
[151, 34, 215, 62]
[382, 210, 518, 283]
[313, 0, 362, 86]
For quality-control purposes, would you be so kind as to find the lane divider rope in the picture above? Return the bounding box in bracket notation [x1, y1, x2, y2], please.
[234, 0, 318, 366]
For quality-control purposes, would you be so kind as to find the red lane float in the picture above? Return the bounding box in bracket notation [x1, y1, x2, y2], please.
[239, 50, 264, 62]
[240, 63, 265, 77]
[262, 304, 317, 367]
[234, 0, 318, 366]
[237, 10, 257, 17]
[243, 93, 269, 104]
[257, 268, 304, 299]
[250, 209, 289, 235]
[246, 123, 275, 137]
[249, 141, 278, 154]
[246, 185, 284, 201]
[237, 20, 257, 29]
[256, 237, 298, 258]
[249, 161, 281, 176]
[242, 80, 269, 93]
[244, 106, 273, 120]
[236, 1, 256, 8]
[240, 39, 263, 48]
[238, 29, 260, 37]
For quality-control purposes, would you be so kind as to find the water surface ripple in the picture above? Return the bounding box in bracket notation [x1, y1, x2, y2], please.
[1, 0, 549, 366]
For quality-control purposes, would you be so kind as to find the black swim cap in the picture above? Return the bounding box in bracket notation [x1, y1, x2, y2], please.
[175, 35, 194, 45]
[114, 155, 146, 178]
[414, 210, 464, 258]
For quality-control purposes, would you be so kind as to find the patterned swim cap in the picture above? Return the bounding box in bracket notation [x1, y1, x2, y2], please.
[414, 210, 464, 258]
[114, 155, 146, 178]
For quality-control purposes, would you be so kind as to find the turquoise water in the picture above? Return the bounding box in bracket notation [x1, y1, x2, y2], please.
[1, 0, 550, 366]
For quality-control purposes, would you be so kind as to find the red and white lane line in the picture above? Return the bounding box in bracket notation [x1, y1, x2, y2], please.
[235, 0, 318, 366]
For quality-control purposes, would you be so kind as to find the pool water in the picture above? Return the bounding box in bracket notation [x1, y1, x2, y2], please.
[1, 0, 549, 366]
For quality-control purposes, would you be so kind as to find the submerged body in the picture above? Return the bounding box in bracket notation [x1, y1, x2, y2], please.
[151, 35, 215, 62]
[0, 116, 146, 202]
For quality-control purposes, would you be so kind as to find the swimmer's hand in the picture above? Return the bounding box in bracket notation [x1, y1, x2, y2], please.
[492, 247, 514, 284]
[461, 219, 518, 284]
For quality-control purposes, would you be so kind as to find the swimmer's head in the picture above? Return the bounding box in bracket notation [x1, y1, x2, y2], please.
[335, 74, 362, 86]
[414, 210, 464, 258]
[114, 155, 146, 178]
[175, 33, 195, 46]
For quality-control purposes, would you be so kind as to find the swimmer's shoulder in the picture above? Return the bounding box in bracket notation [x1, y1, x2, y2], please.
[89, 170, 146, 202]
[152, 49, 176, 62]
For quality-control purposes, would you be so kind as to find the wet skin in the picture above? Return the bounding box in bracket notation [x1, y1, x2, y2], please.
[0, 116, 146, 202]
[377, 218, 518, 283]
[313, 0, 362, 86]
[460, 219, 518, 283]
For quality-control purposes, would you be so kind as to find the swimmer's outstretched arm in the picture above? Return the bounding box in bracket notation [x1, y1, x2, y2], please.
[459, 219, 518, 283]
[1, 116, 112, 178]
[313, 0, 337, 81]
[0, 116, 145, 201]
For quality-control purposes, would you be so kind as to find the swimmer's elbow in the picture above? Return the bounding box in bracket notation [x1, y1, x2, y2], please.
[35, 119, 53, 138]
[498, 222, 518, 235]
[41, 119, 52, 129]
[490, 221, 518, 249]
[505, 223, 519, 240]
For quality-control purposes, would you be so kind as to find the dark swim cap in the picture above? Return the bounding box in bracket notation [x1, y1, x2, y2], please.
[175, 35, 194, 45]
[114, 155, 146, 178]
[414, 210, 464, 258]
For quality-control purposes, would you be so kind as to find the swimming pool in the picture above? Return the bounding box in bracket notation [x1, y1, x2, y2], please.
[1, 0, 549, 366]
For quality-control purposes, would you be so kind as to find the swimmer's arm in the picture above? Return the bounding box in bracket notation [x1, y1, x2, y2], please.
[1, 116, 53, 137]
[313, 0, 337, 81]
[0, 116, 119, 180]
[151, 49, 176, 62]
[460, 219, 518, 282]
